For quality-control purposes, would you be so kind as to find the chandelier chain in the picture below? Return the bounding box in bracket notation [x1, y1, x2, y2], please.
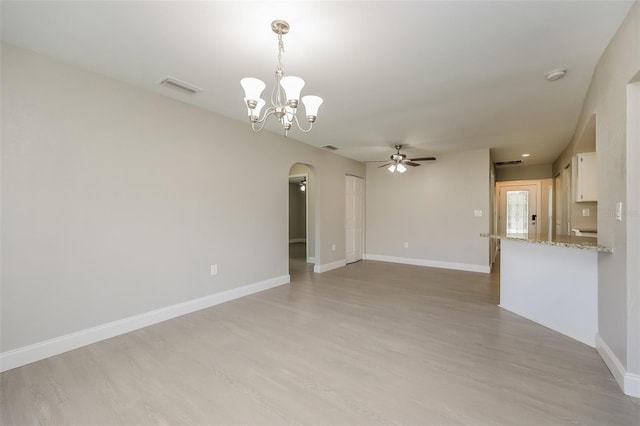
[277, 34, 285, 73]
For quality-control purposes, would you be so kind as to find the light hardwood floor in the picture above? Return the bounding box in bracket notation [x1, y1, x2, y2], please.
[1, 244, 638, 425]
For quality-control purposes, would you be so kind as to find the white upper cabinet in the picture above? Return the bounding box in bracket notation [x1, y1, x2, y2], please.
[575, 152, 597, 202]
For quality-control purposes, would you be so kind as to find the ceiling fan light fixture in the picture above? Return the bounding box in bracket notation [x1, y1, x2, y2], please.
[240, 20, 323, 136]
[378, 145, 436, 173]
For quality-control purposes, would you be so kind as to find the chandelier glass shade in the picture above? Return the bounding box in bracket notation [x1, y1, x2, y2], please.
[240, 20, 323, 136]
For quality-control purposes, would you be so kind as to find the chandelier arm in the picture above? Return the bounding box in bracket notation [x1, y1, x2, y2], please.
[251, 109, 276, 132]
[293, 114, 314, 133]
[254, 107, 276, 124]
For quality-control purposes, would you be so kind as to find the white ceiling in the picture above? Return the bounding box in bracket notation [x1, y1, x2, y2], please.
[1, 1, 634, 165]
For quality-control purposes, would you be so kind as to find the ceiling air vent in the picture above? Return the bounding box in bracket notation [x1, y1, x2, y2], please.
[160, 77, 202, 94]
[322, 145, 338, 151]
[495, 160, 523, 166]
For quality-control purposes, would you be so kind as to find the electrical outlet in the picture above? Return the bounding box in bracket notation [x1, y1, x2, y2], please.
[210, 264, 218, 276]
[474, 210, 483, 217]
[582, 208, 590, 217]
[332, 244, 336, 251]
[404, 242, 409, 248]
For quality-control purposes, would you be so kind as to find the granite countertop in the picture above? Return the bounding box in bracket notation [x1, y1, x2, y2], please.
[480, 233, 613, 253]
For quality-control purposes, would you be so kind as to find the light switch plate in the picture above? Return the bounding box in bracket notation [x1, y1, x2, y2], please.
[582, 208, 590, 217]
[474, 210, 483, 217]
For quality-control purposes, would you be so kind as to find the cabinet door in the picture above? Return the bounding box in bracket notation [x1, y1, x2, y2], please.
[576, 152, 597, 202]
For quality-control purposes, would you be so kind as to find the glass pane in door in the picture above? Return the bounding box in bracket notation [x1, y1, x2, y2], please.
[506, 190, 528, 236]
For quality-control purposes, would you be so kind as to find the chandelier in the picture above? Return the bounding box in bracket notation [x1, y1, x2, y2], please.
[240, 20, 323, 136]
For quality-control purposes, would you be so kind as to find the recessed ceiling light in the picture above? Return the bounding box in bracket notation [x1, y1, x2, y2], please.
[545, 69, 567, 82]
[522, 153, 530, 157]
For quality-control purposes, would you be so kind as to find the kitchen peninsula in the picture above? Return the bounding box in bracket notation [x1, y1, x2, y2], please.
[482, 233, 612, 347]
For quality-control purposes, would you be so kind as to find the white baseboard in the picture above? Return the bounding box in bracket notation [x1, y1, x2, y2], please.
[289, 238, 306, 243]
[596, 333, 640, 397]
[625, 372, 640, 398]
[0, 275, 290, 373]
[313, 259, 346, 273]
[595, 334, 625, 387]
[364, 254, 490, 273]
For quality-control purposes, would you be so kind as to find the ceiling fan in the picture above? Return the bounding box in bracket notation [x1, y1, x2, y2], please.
[377, 145, 436, 173]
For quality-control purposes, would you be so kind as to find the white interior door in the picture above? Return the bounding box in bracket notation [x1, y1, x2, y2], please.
[345, 175, 364, 264]
[498, 184, 538, 237]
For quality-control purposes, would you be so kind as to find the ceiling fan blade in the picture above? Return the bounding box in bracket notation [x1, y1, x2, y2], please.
[377, 161, 394, 168]
[404, 161, 421, 167]
[410, 157, 437, 161]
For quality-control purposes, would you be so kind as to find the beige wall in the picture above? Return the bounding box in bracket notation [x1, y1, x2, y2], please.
[365, 148, 491, 270]
[0, 44, 364, 352]
[552, 2, 640, 390]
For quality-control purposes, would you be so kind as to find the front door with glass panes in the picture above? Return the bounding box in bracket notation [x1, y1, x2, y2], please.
[498, 184, 538, 237]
